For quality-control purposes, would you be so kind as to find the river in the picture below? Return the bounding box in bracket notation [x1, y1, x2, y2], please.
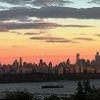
[0, 79, 100, 94]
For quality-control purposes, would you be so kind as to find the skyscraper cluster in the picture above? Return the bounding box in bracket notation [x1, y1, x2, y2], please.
[0, 52, 100, 74]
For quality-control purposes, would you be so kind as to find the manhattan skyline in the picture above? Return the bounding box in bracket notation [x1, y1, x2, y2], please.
[0, 0, 100, 65]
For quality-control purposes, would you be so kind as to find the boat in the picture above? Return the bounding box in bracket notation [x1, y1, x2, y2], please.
[41, 85, 64, 88]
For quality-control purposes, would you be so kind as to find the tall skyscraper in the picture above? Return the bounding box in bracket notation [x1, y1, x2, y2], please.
[76, 53, 80, 64]
[19, 57, 22, 67]
[95, 52, 100, 67]
[66, 58, 70, 65]
[13, 59, 19, 68]
[49, 62, 52, 68]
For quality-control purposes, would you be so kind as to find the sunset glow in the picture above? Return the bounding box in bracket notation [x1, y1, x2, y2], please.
[0, 0, 100, 66]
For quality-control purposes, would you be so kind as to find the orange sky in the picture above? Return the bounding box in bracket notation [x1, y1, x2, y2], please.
[0, 22, 99, 66]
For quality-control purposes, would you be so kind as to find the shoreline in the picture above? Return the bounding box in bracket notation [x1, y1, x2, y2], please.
[0, 73, 100, 84]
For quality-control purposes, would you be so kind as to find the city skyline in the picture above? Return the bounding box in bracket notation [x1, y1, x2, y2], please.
[0, 0, 100, 65]
[0, 52, 100, 66]
[0, 51, 100, 75]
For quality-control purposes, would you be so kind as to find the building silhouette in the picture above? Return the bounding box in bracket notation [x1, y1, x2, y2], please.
[95, 52, 100, 67]
[13, 59, 19, 68]
[76, 53, 80, 64]
[19, 57, 22, 67]
[0, 52, 100, 74]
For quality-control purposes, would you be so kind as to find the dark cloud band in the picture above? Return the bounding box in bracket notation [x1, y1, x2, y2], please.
[88, 0, 100, 4]
[74, 37, 94, 41]
[0, 0, 74, 6]
[0, 6, 100, 21]
[0, 22, 92, 30]
[30, 36, 71, 43]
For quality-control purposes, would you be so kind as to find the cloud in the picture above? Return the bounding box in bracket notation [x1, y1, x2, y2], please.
[24, 31, 45, 35]
[0, 26, 9, 32]
[33, 19, 44, 23]
[0, 22, 65, 30]
[74, 37, 94, 41]
[11, 45, 19, 48]
[64, 25, 93, 28]
[0, 6, 100, 21]
[0, 0, 31, 5]
[73, 33, 87, 35]
[87, 0, 100, 4]
[16, 16, 32, 22]
[0, 0, 74, 6]
[95, 34, 100, 37]
[32, 0, 74, 6]
[1, 22, 90, 30]
[0, 6, 9, 10]
[11, 31, 22, 35]
[24, 33, 41, 35]
[30, 36, 71, 43]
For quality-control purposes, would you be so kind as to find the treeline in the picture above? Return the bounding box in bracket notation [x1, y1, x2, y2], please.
[0, 73, 100, 83]
[0, 80, 100, 100]
[0, 73, 65, 83]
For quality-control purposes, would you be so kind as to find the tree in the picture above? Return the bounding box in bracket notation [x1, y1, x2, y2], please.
[71, 81, 86, 100]
[44, 94, 61, 100]
[71, 79, 100, 100]
[1, 89, 36, 100]
[83, 80, 92, 95]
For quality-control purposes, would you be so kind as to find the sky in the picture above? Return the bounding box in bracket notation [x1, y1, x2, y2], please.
[0, 0, 100, 66]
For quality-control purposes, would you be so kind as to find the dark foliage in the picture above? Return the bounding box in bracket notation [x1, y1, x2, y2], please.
[44, 94, 61, 100]
[0, 89, 36, 99]
[1, 73, 100, 83]
[71, 79, 100, 100]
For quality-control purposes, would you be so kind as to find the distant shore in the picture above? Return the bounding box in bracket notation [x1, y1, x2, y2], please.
[0, 73, 100, 84]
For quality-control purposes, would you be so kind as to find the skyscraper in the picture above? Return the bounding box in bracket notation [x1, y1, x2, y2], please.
[13, 59, 19, 68]
[19, 57, 22, 67]
[76, 53, 80, 64]
[95, 52, 100, 67]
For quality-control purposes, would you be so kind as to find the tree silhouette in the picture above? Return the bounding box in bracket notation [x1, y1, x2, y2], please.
[72, 81, 86, 100]
[1, 89, 36, 100]
[44, 94, 61, 100]
[71, 79, 100, 100]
